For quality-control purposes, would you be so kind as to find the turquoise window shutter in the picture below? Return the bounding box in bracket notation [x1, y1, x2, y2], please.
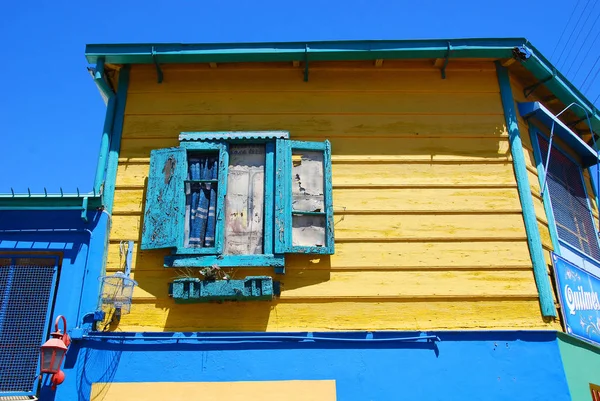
[141, 147, 187, 250]
[275, 139, 334, 255]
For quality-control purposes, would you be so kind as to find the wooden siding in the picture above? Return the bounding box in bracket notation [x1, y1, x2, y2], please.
[108, 62, 559, 332]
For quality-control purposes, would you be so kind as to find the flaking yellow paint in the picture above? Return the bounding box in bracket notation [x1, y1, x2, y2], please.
[107, 61, 561, 332]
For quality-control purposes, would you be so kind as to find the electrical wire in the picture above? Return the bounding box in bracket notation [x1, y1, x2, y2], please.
[551, 0, 584, 60]
[556, 0, 594, 67]
[562, 0, 600, 72]
[571, 26, 600, 80]
[581, 53, 600, 89]
[567, 6, 600, 77]
[583, 62, 600, 93]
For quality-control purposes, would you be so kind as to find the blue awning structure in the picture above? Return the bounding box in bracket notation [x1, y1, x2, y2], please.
[518, 102, 598, 167]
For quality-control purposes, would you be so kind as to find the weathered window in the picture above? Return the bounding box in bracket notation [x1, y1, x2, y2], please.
[141, 132, 334, 272]
[536, 132, 600, 263]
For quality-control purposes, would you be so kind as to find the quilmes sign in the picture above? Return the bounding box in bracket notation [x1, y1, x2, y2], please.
[553, 252, 600, 346]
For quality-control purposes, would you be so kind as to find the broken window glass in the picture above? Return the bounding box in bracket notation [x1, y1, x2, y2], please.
[291, 151, 326, 247]
[224, 144, 265, 254]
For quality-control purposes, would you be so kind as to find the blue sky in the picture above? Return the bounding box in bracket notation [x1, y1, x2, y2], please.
[0, 0, 598, 193]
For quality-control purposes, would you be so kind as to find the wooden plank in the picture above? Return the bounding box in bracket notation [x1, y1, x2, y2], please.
[124, 92, 504, 116]
[130, 269, 538, 301]
[120, 136, 511, 158]
[106, 241, 534, 273]
[107, 239, 532, 272]
[116, 160, 516, 188]
[334, 214, 526, 240]
[111, 186, 523, 217]
[121, 114, 508, 139]
[332, 162, 516, 186]
[116, 300, 559, 332]
[334, 187, 521, 212]
[111, 213, 527, 243]
[128, 68, 499, 93]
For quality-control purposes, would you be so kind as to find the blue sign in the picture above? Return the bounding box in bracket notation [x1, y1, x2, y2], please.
[552, 252, 600, 346]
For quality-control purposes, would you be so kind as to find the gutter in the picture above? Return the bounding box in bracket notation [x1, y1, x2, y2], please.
[90, 57, 117, 196]
[85, 38, 600, 135]
[520, 41, 600, 135]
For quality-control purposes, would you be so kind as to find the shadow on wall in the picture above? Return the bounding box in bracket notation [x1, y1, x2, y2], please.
[0, 210, 105, 263]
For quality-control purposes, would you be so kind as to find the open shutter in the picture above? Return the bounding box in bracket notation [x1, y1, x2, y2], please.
[141, 147, 187, 250]
[275, 139, 334, 254]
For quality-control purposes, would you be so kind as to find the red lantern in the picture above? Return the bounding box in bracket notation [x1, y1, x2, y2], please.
[40, 315, 70, 390]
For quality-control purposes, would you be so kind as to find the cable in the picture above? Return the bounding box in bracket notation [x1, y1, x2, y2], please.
[583, 62, 600, 93]
[567, 6, 600, 76]
[556, 0, 594, 67]
[571, 26, 600, 80]
[551, 0, 583, 60]
[581, 53, 600, 89]
[594, 93, 600, 105]
[562, 0, 600, 72]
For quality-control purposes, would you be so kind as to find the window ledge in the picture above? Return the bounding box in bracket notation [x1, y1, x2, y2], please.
[518, 101, 598, 167]
[168, 276, 274, 303]
[164, 254, 285, 269]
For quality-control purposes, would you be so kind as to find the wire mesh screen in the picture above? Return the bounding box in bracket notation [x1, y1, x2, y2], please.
[0, 262, 56, 395]
[98, 272, 136, 315]
[538, 134, 600, 260]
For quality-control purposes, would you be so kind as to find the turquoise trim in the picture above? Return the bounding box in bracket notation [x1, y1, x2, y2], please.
[85, 38, 600, 134]
[84, 38, 522, 64]
[276, 139, 335, 255]
[165, 254, 285, 268]
[529, 125, 562, 254]
[92, 57, 116, 194]
[274, 138, 289, 254]
[102, 65, 130, 213]
[496, 62, 556, 317]
[0, 194, 102, 209]
[169, 276, 273, 303]
[264, 141, 275, 255]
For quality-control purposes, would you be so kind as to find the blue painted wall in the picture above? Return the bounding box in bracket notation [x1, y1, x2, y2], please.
[45, 331, 570, 401]
[0, 212, 575, 400]
[0, 209, 109, 397]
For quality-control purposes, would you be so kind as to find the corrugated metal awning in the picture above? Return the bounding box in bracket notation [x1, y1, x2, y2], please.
[179, 131, 289, 142]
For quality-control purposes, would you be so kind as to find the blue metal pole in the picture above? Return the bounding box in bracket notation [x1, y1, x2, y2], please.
[496, 61, 556, 317]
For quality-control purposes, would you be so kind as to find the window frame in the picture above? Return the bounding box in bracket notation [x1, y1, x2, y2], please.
[530, 126, 600, 267]
[0, 255, 59, 398]
[275, 139, 335, 254]
[143, 132, 335, 271]
[166, 139, 284, 268]
[177, 141, 229, 255]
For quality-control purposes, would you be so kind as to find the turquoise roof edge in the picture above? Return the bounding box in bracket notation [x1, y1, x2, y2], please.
[85, 37, 600, 134]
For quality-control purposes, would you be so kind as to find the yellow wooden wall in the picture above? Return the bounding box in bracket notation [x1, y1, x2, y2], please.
[107, 60, 560, 332]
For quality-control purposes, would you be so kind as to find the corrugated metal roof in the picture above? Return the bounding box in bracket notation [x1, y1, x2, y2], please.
[179, 131, 290, 142]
